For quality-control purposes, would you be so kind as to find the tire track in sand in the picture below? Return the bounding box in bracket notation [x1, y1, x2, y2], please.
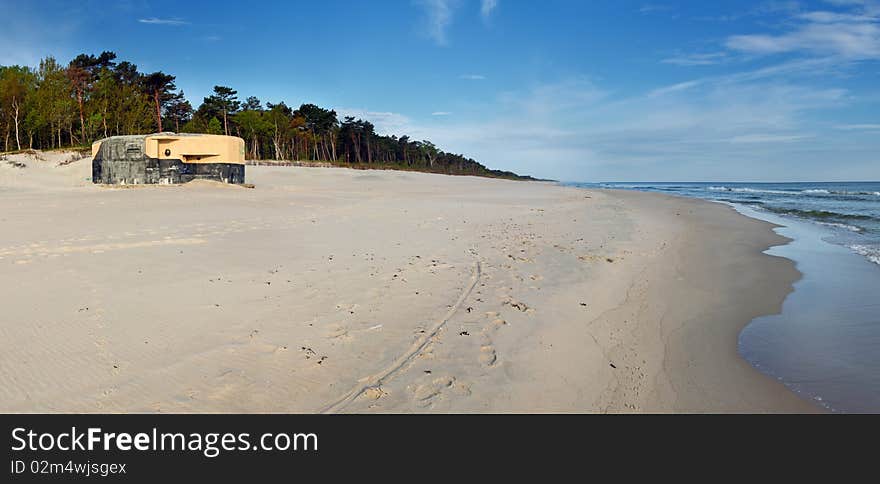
[320, 260, 482, 413]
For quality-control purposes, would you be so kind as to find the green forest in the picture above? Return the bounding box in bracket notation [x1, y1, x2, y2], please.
[0, 51, 531, 180]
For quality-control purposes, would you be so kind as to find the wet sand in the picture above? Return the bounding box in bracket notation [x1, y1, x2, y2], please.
[736, 204, 880, 413]
[0, 151, 817, 412]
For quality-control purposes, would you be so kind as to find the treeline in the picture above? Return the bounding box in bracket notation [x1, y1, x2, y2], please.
[0, 52, 530, 180]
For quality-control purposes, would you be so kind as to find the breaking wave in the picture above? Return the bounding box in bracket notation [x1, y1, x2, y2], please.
[707, 186, 880, 197]
[763, 207, 875, 221]
[850, 245, 880, 266]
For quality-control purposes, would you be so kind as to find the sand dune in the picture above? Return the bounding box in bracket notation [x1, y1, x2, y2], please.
[0, 151, 816, 412]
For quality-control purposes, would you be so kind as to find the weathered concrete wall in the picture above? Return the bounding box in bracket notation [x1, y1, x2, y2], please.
[92, 136, 245, 184]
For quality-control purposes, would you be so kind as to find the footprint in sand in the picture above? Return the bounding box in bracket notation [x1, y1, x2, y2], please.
[502, 296, 533, 313]
[410, 374, 473, 407]
[362, 386, 389, 400]
[412, 376, 456, 406]
[479, 345, 498, 367]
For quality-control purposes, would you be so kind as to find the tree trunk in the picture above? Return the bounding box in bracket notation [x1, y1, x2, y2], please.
[77, 88, 85, 145]
[223, 110, 228, 136]
[330, 135, 337, 161]
[12, 97, 21, 151]
[154, 90, 162, 132]
[313, 133, 318, 160]
[272, 121, 281, 160]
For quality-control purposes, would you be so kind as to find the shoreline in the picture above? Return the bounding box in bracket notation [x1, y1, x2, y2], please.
[593, 190, 818, 412]
[0, 153, 818, 412]
[732, 203, 880, 412]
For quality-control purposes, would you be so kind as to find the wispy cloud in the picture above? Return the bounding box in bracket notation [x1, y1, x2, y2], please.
[459, 74, 486, 80]
[481, 0, 498, 19]
[138, 17, 189, 26]
[432, 111, 453, 116]
[639, 4, 673, 14]
[378, 70, 857, 181]
[648, 80, 704, 97]
[693, 1, 801, 22]
[417, 0, 496, 45]
[335, 108, 417, 135]
[416, 0, 457, 45]
[725, 5, 880, 59]
[661, 52, 727, 66]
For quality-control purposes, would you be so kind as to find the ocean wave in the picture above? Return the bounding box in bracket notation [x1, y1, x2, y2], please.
[850, 245, 880, 265]
[764, 207, 875, 221]
[707, 186, 880, 197]
[823, 190, 880, 196]
[707, 186, 793, 195]
[715, 198, 765, 205]
[599, 183, 645, 188]
[816, 221, 864, 233]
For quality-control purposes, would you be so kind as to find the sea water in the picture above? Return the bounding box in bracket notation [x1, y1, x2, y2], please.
[568, 181, 880, 412]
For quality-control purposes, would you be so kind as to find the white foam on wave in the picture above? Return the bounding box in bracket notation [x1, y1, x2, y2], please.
[850, 244, 880, 265]
[707, 186, 793, 195]
[817, 221, 864, 233]
[825, 190, 880, 196]
[707, 186, 880, 197]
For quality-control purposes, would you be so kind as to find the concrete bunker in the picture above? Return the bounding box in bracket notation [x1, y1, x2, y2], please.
[91, 133, 246, 185]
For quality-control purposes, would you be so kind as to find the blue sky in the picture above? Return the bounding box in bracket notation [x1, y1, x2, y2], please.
[2, 0, 880, 181]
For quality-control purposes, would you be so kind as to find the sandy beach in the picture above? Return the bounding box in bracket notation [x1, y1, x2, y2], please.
[0, 151, 817, 413]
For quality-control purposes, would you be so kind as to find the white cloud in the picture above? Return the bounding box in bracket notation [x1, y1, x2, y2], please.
[380, 72, 856, 181]
[416, 0, 457, 45]
[416, 0, 496, 45]
[725, 6, 880, 59]
[662, 52, 727, 66]
[333, 62, 867, 181]
[648, 80, 704, 97]
[639, 4, 673, 14]
[138, 17, 189, 26]
[335, 108, 418, 136]
[459, 74, 486, 80]
[431, 111, 453, 116]
[481, 0, 498, 19]
[799, 10, 877, 22]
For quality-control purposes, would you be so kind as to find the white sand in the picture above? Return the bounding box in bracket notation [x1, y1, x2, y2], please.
[0, 151, 816, 412]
